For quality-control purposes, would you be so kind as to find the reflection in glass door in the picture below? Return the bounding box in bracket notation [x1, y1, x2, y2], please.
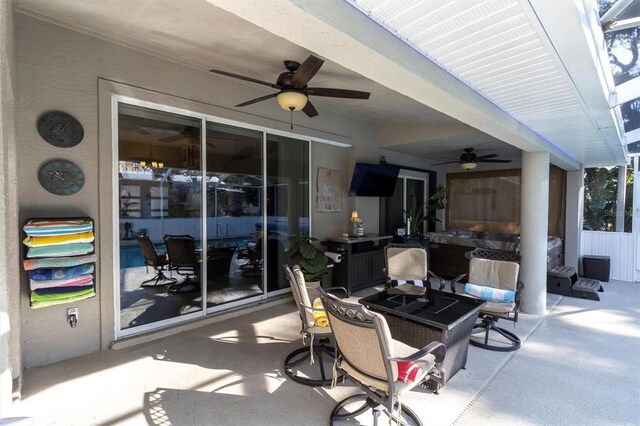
[382, 175, 428, 236]
[117, 104, 203, 332]
[205, 122, 264, 308]
[116, 101, 312, 334]
[266, 134, 310, 292]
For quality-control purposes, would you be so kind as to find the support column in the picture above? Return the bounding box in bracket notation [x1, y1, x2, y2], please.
[564, 168, 584, 271]
[520, 152, 549, 315]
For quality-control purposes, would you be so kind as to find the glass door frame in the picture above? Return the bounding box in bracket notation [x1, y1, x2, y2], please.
[112, 94, 318, 337]
[398, 173, 429, 235]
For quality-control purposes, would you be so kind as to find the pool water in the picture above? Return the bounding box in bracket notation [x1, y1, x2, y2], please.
[120, 238, 250, 269]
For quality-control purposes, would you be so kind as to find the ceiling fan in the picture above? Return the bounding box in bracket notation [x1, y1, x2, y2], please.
[432, 148, 512, 170]
[209, 55, 371, 117]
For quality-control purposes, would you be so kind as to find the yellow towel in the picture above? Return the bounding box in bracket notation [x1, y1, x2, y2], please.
[23, 232, 95, 247]
[313, 298, 329, 327]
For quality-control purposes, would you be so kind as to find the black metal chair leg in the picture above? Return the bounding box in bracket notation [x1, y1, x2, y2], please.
[330, 394, 421, 426]
[470, 320, 520, 352]
[142, 270, 177, 287]
[284, 344, 342, 387]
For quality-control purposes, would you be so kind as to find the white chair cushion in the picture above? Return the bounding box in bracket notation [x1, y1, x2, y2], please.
[469, 258, 519, 291]
[482, 301, 516, 314]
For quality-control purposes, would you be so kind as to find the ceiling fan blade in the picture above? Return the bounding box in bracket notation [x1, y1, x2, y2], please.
[209, 68, 281, 90]
[479, 159, 512, 163]
[159, 134, 186, 143]
[302, 100, 319, 118]
[306, 88, 371, 99]
[291, 55, 324, 88]
[236, 93, 277, 107]
[476, 154, 499, 161]
[431, 160, 461, 166]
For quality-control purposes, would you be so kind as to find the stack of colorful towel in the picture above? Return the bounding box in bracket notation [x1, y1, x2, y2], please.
[23, 219, 96, 309]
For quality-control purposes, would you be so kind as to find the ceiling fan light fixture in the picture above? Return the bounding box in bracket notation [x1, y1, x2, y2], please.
[460, 161, 477, 171]
[276, 90, 308, 111]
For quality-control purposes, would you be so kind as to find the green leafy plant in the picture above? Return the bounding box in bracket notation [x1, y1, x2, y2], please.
[403, 183, 452, 236]
[286, 234, 329, 282]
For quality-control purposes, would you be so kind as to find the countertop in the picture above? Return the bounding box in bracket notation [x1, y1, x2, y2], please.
[428, 231, 562, 252]
[326, 234, 393, 244]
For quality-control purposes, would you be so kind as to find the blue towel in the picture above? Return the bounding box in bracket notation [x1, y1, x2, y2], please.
[464, 283, 515, 303]
[29, 264, 94, 281]
[35, 285, 94, 295]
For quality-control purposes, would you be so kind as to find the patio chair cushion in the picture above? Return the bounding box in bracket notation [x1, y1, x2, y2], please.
[469, 258, 519, 291]
[386, 246, 428, 281]
[338, 338, 435, 396]
[464, 283, 515, 302]
[481, 301, 516, 314]
[291, 266, 315, 326]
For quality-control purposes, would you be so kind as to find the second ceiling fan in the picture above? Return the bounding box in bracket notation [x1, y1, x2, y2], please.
[432, 148, 512, 170]
[210, 55, 370, 118]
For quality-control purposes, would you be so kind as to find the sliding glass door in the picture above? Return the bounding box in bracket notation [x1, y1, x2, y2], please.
[205, 122, 264, 308]
[117, 104, 203, 331]
[382, 174, 428, 236]
[116, 99, 311, 335]
[265, 134, 310, 293]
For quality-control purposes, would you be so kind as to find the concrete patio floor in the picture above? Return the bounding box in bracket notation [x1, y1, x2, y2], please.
[7, 279, 640, 425]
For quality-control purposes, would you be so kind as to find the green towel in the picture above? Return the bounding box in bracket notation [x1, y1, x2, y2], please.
[30, 287, 94, 303]
[30, 290, 95, 309]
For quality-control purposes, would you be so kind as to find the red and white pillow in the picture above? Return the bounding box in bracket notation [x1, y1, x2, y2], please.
[397, 361, 423, 383]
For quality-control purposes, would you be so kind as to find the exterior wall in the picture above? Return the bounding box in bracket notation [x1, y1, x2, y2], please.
[1, 0, 21, 411]
[15, 14, 377, 368]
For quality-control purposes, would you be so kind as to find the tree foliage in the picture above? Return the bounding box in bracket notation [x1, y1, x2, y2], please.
[583, 165, 633, 232]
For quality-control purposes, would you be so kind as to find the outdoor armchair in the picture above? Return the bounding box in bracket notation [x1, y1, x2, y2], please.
[319, 288, 446, 425]
[163, 234, 200, 293]
[451, 248, 523, 351]
[137, 234, 177, 287]
[385, 243, 445, 290]
[283, 264, 347, 387]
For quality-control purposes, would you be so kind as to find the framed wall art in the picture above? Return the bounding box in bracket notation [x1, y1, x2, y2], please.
[317, 167, 342, 212]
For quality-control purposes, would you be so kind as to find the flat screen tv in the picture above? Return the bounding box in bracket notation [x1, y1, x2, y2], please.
[348, 163, 400, 197]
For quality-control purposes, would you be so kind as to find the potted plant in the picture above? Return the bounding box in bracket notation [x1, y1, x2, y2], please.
[403, 183, 452, 239]
[286, 234, 329, 284]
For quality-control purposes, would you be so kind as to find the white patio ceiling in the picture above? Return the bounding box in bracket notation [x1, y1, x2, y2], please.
[347, 0, 622, 165]
[16, 0, 629, 169]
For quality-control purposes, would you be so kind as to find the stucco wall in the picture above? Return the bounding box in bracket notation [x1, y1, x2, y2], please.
[15, 14, 383, 368]
[1, 0, 21, 411]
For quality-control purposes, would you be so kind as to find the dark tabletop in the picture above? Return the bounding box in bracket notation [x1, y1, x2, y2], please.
[359, 289, 486, 331]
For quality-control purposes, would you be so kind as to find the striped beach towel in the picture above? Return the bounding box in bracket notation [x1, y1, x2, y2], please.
[464, 283, 515, 303]
[23, 220, 93, 236]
